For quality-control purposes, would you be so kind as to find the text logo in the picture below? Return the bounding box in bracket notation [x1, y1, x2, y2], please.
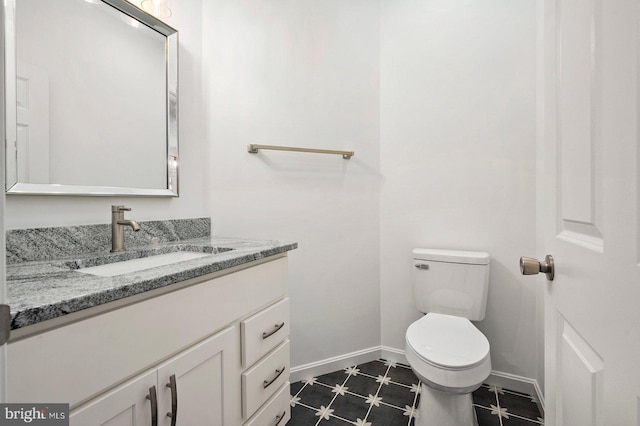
[0, 404, 68, 425]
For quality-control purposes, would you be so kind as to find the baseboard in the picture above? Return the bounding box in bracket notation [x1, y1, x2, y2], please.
[289, 346, 381, 383]
[290, 345, 545, 417]
[380, 346, 408, 365]
[485, 370, 545, 417]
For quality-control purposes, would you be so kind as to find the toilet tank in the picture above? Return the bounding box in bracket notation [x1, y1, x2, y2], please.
[412, 249, 490, 321]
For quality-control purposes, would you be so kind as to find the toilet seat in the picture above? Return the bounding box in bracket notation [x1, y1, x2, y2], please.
[405, 313, 491, 392]
[406, 313, 490, 370]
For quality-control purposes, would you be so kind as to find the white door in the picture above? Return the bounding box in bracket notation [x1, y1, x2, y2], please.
[156, 327, 237, 426]
[69, 370, 157, 426]
[541, 0, 640, 424]
[0, 0, 7, 405]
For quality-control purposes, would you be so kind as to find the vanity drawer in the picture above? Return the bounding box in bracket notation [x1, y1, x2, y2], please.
[244, 382, 291, 426]
[242, 340, 290, 419]
[241, 298, 290, 367]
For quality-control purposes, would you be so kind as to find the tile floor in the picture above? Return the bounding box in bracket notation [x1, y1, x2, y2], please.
[288, 359, 543, 426]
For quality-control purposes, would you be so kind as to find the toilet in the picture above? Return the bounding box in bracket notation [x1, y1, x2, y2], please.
[405, 248, 491, 426]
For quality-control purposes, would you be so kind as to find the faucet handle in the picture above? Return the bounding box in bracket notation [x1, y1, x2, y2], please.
[112, 205, 132, 212]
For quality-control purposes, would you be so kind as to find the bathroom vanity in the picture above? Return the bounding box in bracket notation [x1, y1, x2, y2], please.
[5, 218, 296, 425]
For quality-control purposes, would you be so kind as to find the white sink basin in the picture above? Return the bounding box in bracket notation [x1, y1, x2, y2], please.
[77, 251, 211, 277]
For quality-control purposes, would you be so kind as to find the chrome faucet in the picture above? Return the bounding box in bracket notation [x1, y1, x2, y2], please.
[111, 205, 141, 253]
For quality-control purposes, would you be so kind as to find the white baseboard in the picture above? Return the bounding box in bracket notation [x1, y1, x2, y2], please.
[380, 346, 408, 365]
[290, 345, 545, 417]
[289, 346, 381, 383]
[485, 370, 545, 416]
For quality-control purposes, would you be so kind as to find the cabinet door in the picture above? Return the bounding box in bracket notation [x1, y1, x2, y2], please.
[157, 326, 238, 426]
[69, 370, 157, 426]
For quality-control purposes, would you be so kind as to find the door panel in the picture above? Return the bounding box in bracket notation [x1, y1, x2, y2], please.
[69, 370, 157, 426]
[556, 0, 603, 251]
[557, 316, 603, 426]
[156, 327, 237, 426]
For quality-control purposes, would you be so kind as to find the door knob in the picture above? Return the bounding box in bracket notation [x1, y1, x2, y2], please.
[519, 255, 554, 281]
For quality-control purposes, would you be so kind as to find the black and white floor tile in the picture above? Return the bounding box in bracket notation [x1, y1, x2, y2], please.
[288, 359, 543, 426]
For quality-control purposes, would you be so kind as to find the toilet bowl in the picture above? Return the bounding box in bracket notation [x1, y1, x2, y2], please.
[406, 313, 491, 426]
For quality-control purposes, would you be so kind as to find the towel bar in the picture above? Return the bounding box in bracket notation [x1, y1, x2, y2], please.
[247, 144, 354, 159]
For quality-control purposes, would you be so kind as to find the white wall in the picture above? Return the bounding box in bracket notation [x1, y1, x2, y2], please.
[201, 0, 382, 368]
[379, 0, 543, 388]
[5, 0, 207, 229]
[4, 0, 544, 390]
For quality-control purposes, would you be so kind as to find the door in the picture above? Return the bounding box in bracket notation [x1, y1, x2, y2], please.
[156, 327, 237, 426]
[0, 0, 7, 405]
[69, 370, 157, 426]
[542, 0, 640, 424]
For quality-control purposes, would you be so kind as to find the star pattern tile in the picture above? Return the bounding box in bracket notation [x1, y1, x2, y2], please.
[288, 359, 544, 426]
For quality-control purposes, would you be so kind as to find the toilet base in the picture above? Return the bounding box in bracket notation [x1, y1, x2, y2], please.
[415, 383, 478, 426]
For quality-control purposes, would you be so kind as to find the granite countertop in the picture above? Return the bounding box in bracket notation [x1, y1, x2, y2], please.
[6, 220, 297, 331]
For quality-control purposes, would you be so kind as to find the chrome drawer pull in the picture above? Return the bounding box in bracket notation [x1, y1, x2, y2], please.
[263, 367, 285, 389]
[274, 410, 286, 426]
[262, 322, 285, 340]
[146, 385, 158, 426]
[166, 374, 177, 426]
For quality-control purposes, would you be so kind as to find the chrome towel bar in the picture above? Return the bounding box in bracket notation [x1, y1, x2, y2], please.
[247, 144, 354, 159]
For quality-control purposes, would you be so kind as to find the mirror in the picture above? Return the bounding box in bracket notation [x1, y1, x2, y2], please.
[4, 0, 179, 196]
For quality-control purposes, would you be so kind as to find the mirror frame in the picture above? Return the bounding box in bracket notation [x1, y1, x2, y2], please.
[3, 0, 179, 197]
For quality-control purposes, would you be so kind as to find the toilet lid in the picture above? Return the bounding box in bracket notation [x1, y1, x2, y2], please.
[406, 313, 490, 369]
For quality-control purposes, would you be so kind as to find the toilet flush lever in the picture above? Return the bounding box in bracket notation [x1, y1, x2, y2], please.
[519, 255, 554, 281]
[415, 264, 429, 270]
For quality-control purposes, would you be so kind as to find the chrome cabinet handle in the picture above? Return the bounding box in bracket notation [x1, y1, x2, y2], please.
[166, 374, 177, 426]
[520, 255, 555, 281]
[274, 410, 286, 426]
[262, 322, 285, 340]
[145, 385, 158, 426]
[263, 367, 286, 389]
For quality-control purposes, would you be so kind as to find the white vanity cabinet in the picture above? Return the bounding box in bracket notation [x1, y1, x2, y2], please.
[7, 256, 290, 426]
[70, 327, 235, 425]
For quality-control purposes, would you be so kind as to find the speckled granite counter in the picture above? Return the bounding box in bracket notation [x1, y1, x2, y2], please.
[6, 218, 297, 331]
